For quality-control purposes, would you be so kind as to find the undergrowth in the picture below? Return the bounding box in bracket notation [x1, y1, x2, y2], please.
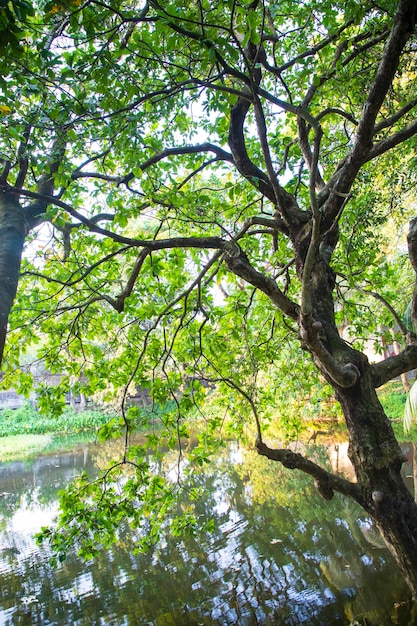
[0, 403, 111, 437]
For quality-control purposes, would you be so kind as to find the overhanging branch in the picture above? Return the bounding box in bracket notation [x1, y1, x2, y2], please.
[224, 245, 299, 320]
[256, 439, 361, 501]
[371, 344, 417, 388]
[3, 185, 227, 251]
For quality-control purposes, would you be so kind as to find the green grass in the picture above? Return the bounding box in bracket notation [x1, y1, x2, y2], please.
[0, 403, 110, 437]
[377, 381, 417, 441]
[0, 400, 177, 439]
[0, 433, 52, 462]
[378, 381, 408, 420]
[0, 400, 177, 462]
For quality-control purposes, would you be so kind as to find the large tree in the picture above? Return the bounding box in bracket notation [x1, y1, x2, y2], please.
[2, 0, 417, 597]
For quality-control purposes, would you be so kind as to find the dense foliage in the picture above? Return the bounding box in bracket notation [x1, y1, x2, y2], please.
[1, 0, 417, 596]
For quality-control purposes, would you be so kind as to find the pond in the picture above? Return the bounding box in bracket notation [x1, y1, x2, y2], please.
[0, 438, 415, 625]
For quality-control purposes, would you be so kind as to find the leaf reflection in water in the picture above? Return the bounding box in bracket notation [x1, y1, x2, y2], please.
[0, 439, 413, 625]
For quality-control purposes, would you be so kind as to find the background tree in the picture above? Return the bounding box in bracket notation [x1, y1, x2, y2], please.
[2, 0, 417, 597]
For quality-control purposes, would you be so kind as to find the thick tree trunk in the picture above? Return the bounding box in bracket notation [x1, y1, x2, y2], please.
[295, 246, 417, 597]
[0, 192, 27, 365]
[336, 361, 417, 598]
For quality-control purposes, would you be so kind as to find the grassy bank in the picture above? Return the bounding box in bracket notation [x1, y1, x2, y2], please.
[0, 383, 415, 463]
[378, 381, 408, 420]
[0, 401, 175, 462]
[0, 405, 110, 462]
[0, 403, 110, 437]
[0, 433, 53, 462]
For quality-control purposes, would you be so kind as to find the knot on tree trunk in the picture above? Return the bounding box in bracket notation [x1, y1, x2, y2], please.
[300, 313, 360, 388]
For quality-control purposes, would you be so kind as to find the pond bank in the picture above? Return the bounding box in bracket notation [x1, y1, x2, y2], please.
[0, 438, 413, 625]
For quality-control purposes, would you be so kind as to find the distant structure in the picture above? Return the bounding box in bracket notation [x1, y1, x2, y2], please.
[0, 366, 152, 411]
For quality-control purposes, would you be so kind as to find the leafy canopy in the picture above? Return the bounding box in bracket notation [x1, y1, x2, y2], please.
[0, 0, 416, 558]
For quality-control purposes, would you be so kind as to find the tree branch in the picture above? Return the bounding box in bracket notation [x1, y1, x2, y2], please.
[339, 275, 410, 338]
[137, 142, 234, 172]
[270, 17, 355, 74]
[371, 344, 417, 388]
[320, 0, 417, 226]
[300, 319, 360, 388]
[301, 126, 323, 318]
[114, 249, 151, 312]
[223, 244, 299, 320]
[24, 136, 67, 228]
[252, 92, 301, 221]
[407, 216, 417, 339]
[15, 124, 32, 189]
[373, 97, 417, 134]
[365, 118, 417, 162]
[353, 0, 417, 161]
[368, 217, 417, 388]
[3, 185, 228, 251]
[316, 108, 357, 126]
[71, 143, 234, 187]
[228, 94, 277, 204]
[256, 439, 361, 501]
[297, 118, 326, 191]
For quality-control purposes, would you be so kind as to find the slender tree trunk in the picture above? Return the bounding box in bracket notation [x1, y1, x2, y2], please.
[0, 192, 27, 365]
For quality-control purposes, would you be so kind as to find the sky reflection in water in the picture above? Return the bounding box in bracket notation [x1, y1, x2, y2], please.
[0, 440, 414, 625]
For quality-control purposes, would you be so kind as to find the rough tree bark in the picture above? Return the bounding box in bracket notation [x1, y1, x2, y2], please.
[225, 0, 417, 598]
[0, 192, 27, 362]
[1, 0, 417, 601]
[0, 138, 64, 365]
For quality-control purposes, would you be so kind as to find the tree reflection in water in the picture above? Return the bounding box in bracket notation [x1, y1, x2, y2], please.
[0, 439, 415, 625]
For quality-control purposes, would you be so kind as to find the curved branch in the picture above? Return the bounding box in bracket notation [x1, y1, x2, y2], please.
[256, 440, 361, 501]
[15, 124, 32, 189]
[4, 185, 227, 251]
[124, 142, 234, 182]
[319, 1, 417, 226]
[297, 118, 326, 191]
[21, 245, 132, 289]
[371, 344, 417, 388]
[353, 0, 417, 160]
[316, 108, 358, 126]
[224, 245, 299, 320]
[71, 143, 234, 187]
[269, 18, 356, 75]
[25, 137, 67, 228]
[365, 118, 417, 162]
[301, 126, 323, 317]
[252, 93, 302, 223]
[115, 249, 151, 312]
[373, 97, 417, 134]
[228, 94, 276, 203]
[300, 318, 360, 388]
[338, 273, 409, 338]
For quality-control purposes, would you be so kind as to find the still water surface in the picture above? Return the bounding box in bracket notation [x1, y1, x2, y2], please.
[0, 439, 415, 625]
